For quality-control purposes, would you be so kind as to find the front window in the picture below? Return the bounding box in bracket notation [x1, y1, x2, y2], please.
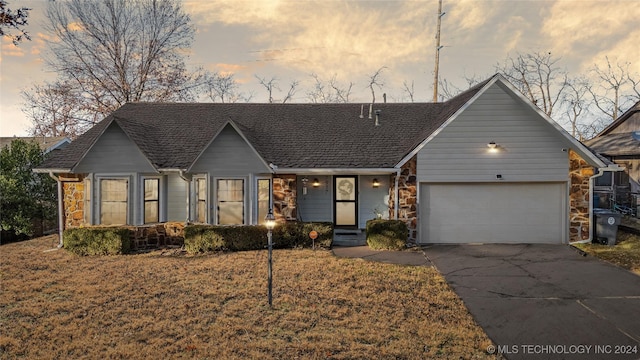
[100, 179, 128, 225]
[144, 178, 159, 223]
[257, 179, 271, 225]
[83, 178, 91, 225]
[217, 179, 244, 225]
[195, 178, 207, 223]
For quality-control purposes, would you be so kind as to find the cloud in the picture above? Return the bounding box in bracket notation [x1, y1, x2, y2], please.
[543, 0, 640, 72]
[184, 0, 433, 82]
[1, 42, 25, 58]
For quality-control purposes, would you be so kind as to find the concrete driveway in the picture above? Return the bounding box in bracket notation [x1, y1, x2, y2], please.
[424, 244, 640, 360]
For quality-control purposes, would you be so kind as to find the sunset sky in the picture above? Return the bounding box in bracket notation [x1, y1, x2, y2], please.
[1, 0, 639, 136]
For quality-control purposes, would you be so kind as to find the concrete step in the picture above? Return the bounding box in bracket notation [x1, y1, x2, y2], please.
[333, 229, 366, 247]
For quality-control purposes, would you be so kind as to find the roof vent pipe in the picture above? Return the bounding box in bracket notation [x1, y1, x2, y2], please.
[368, 104, 373, 119]
[374, 110, 381, 126]
[383, 93, 387, 103]
[360, 104, 364, 119]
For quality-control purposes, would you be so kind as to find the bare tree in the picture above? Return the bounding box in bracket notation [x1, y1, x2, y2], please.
[561, 76, 592, 140]
[496, 52, 568, 117]
[205, 72, 247, 103]
[0, 0, 30, 45]
[367, 66, 387, 103]
[307, 73, 352, 103]
[329, 75, 352, 103]
[255, 75, 279, 103]
[37, 0, 202, 127]
[281, 80, 299, 104]
[402, 80, 415, 102]
[587, 57, 640, 121]
[21, 81, 96, 138]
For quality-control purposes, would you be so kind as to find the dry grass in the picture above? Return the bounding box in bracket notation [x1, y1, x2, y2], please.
[0, 236, 496, 359]
[575, 229, 640, 275]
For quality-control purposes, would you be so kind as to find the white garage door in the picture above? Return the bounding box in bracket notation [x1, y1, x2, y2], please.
[419, 183, 566, 244]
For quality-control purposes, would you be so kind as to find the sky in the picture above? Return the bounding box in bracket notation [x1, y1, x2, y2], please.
[1, 0, 639, 137]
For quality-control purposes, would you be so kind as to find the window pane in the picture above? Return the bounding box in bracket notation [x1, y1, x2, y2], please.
[217, 179, 244, 225]
[100, 179, 127, 225]
[196, 178, 207, 223]
[144, 179, 158, 200]
[335, 202, 356, 226]
[336, 178, 356, 200]
[258, 179, 270, 224]
[145, 201, 159, 223]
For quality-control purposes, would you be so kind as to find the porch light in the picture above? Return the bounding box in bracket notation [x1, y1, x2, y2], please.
[372, 178, 380, 188]
[265, 208, 275, 306]
[312, 178, 320, 187]
[487, 141, 499, 153]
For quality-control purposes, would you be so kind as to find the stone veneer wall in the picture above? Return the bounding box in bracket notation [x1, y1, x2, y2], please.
[389, 156, 418, 243]
[569, 150, 594, 242]
[62, 176, 86, 229]
[273, 174, 297, 222]
[123, 222, 185, 250]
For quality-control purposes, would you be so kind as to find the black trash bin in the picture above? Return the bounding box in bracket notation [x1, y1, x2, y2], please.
[592, 208, 622, 246]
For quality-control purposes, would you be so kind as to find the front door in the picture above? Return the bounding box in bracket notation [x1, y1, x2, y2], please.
[334, 176, 358, 227]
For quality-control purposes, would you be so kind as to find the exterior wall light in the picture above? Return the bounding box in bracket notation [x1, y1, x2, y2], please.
[312, 178, 320, 187]
[372, 178, 380, 188]
[265, 209, 276, 306]
[487, 141, 499, 153]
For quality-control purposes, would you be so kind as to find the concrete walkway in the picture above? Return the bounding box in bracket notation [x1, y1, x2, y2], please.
[333, 244, 640, 360]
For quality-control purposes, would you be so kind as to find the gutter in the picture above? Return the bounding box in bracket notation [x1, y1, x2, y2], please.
[48, 172, 64, 248]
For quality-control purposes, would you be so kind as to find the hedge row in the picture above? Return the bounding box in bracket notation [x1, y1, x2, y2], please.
[184, 222, 333, 254]
[63, 227, 131, 255]
[63, 222, 334, 256]
[366, 219, 408, 250]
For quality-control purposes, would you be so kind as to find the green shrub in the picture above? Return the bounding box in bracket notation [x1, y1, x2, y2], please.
[366, 219, 408, 250]
[63, 227, 131, 255]
[183, 222, 334, 254]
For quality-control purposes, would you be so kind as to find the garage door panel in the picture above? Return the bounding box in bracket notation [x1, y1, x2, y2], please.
[420, 183, 566, 244]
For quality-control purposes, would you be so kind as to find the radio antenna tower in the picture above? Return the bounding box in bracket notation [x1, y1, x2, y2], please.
[433, 0, 445, 102]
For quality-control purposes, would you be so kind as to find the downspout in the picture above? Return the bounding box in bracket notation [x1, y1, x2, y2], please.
[49, 172, 64, 248]
[179, 170, 191, 223]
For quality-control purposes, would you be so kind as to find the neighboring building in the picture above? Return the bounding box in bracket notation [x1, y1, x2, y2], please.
[0, 136, 71, 153]
[585, 101, 640, 215]
[34, 74, 611, 245]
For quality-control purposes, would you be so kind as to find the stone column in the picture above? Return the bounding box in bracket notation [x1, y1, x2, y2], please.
[569, 150, 593, 242]
[389, 156, 418, 243]
[272, 174, 297, 222]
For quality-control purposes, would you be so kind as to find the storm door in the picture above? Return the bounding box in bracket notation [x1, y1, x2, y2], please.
[334, 176, 358, 227]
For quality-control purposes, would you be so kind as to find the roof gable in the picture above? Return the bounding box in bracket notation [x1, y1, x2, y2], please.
[73, 121, 157, 173]
[187, 121, 271, 173]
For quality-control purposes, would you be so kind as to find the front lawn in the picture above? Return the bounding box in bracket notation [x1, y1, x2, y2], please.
[0, 236, 496, 359]
[574, 228, 640, 276]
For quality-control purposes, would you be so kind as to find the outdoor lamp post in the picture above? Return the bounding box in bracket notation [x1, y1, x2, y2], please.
[265, 209, 276, 306]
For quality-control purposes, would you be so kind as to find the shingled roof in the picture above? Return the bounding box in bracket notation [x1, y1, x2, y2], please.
[36, 76, 490, 172]
[584, 100, 640, 157]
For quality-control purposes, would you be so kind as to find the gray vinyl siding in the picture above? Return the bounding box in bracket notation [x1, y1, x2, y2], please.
[74, 123, 156, 173]
[358, 175, 390, 228]
[189, 125, 269, 175]
[297, 175, 332, 222]
[417, 82, 570, 182]
[167, 173, 187, 222]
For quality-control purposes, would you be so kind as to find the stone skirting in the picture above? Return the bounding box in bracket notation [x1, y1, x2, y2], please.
[123, 222, 185, 250]
[569, 150, 593, 242]
[389, 156, 418, 243]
